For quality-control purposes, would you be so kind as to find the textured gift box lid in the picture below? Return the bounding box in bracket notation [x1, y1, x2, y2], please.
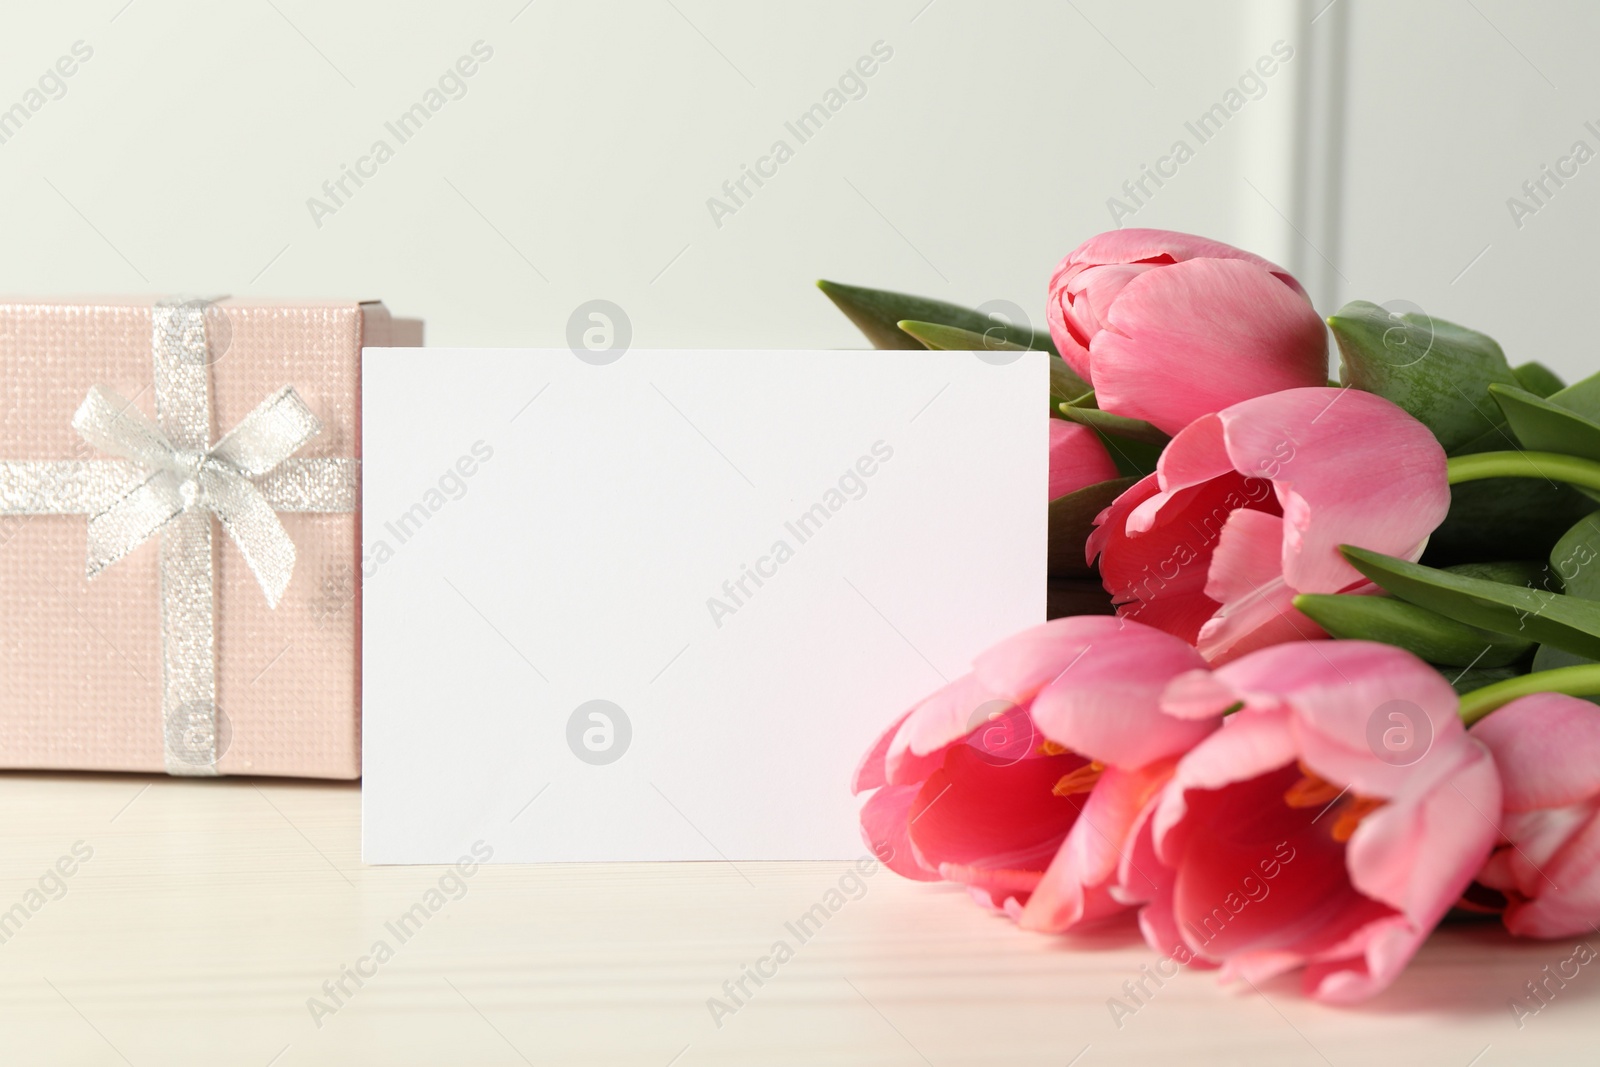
[0, 297, 404, 778]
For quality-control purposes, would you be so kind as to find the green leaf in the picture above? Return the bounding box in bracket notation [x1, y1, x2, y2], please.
[1442, 665, 1523, 696]
[1526, 646, 1600, 709]
[1328, 300, 1519, 453]
[1447, 422, 1514, 457]
[1538, 514, 1600, 674]
[1444, 560, 1555, 587]
[1533, 644, 1593, 672]
[1049, 476, 1136, 578]
[895, 320, 1091, 405]
[1423, 479, 1596, 566]
[897, 319, 1026, 352]
[1057, 401, 1170, 445]
[1049, 360, 1092, 406]
[1514, 361, 1565, 398]
[816, 280, 1057, 354]
[1293, 592, 1532, 668]
[1547, 368, 1600, 422]
[1463, 372, 1600, 537]
[1056, 399, 1167, 478]
[1552, 514, 1600, 598]
[1524, 644, 1600, 705]
[1096, 431, 1163, 480]
[1342, 545, 1600, 659]
[1490, 384, 1600, 464]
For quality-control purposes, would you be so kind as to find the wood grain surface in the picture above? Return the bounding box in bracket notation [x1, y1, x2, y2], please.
[0, 772, 1590, 1066]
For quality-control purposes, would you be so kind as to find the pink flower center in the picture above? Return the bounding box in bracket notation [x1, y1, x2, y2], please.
[1052, 759, 1105, 797]
[1168, 763, 1398, 959]
[1281, 762, 1386, 843]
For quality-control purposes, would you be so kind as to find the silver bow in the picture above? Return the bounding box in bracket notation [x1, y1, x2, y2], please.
[0, 302, 357, 775]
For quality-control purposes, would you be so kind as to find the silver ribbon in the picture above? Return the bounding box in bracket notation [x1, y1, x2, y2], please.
[0, 302, 357, 775]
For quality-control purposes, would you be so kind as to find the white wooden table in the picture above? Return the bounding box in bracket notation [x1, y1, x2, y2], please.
[0, 772, 1589, 1065]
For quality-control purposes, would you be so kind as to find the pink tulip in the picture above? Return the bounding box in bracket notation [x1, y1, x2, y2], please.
[1129, 641, 1500, 1003]
[854, 616, 1212, 926]
[1049, 419, 1118, 500]
[1088, 387, 1449, 663]
[1470, 693, 1600, 939]
[1046, 229, 1328, 434]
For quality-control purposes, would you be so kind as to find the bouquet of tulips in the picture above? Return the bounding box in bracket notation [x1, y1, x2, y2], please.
[820, 230, 1600, 1005]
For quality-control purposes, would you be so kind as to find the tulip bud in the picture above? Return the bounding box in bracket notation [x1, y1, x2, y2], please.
[1048, 229, 1327, 434]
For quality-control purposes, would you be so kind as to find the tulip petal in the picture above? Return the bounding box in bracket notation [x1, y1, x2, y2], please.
[1204, 641, 1463, 798]
[1019, 762, 1171, 932]
[942, 863, 1044, 899]
[1300, 914, 1423, 1004]
[1089, 259, 1328, 434]
[1196, 603, 1315, 667]
[971, 616, 1142, 704]
[1048, 230, 1312, 420]
[1470, 693, 1600, 812]
[1049, 419, 1119, 500]
[1292, 743, 1502, 1001]
[853, 709, 911, 794]
[1196, 509, 1322, 663]
[1138, 638, 1498, 1003]
[884, 673, 997, 785]
[1065, 229, 1303, 293]
[1152, 710, 1298, 866]
[1218, 950, 1313, 987]
[1215, 387, 1448, 595]
[1087, 472, 1157, 564]
[906, 744, 1085, 874]
[1498, 806, 1594, 891]
[1203, 509, 1287, 606]
[1021, 626, 1214, 769]
[1069, 263, 1157, 333]
[859, 784, 940, 881]
[1159, 668, 1252, 720]
[1170, 764, 1390, 965]
[1125, 418, 1282, 539]
[1500, 804, 1600, 938]
[1047, 289, 1093, 378]
[1346, 739, 1500, 924]
[1153, 415, 1236, 498]
[1089, 474, 1230, 646]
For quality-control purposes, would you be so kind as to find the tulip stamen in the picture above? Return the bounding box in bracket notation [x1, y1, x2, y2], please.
[1038, 740, 1071, 757]
[1330, 796, 1385, 843]
[1282, 762, 1343, 808]
[1282, 763, 1386, 842]
[1052, 761, 1105, 797]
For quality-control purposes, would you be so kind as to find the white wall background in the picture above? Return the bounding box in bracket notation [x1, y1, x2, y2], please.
[0, 0, 1590, 381]
[1334, 0, 1599, 383]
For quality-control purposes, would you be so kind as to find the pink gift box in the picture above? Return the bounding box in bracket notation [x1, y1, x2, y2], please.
[0, 297, 418, 778]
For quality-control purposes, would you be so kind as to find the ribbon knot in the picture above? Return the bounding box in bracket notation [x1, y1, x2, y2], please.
[72, 382, 322, 608]
[169, 449, 206, 496]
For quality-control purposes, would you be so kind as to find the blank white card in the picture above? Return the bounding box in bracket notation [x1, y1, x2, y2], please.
[361, 349, 1045, 862]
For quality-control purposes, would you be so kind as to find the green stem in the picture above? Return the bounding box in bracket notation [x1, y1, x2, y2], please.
[1458, 664, 1600, 726]
[1447, 451, 1600, 492]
